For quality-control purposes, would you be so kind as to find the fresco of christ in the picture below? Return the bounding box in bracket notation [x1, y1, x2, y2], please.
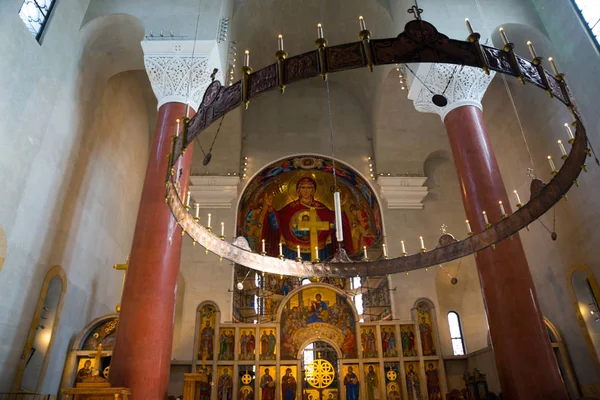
[261, 177, 354, 260]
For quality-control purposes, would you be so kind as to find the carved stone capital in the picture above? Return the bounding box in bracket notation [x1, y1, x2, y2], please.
[377, 176, 428, 210]
[141, 40, 223, 111]
[408, 63, 495, 121]
[189, 175, 240, 209]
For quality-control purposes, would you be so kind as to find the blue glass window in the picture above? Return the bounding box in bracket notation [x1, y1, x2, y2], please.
[18, 0, 57, 42]
[572, 0, 600, 49]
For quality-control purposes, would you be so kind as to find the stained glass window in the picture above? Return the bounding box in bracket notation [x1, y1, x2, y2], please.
[448, 311, 466, 356]
[572, 0, 600, 48]
[18, 0, 57, 42]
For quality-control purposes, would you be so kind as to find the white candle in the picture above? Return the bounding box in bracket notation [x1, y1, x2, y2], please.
[186, 191, 191, 207]
[499, 201, 506, 216]
[221, 222, 225, 236]
[526, 41, 537, 59]
[513, 190, 522, 205]
[244, 50, 250, 67]
[297, 245, 301, 258]
[558, 140, 567, 157]
[465, 18, 474, 35]
[262, 239, 266, 253]
[317, 23, 324, 39]
[279, 242, 283, 256]
[564, 123, 574, 140]
[483, 211, 489, 225]
[401, 240, 406, 254]
[363, 246, 368, 259]
[186, 103, 190, 118]
[359, 16, 366, 31]
[175, 119, 180, 137]
[277, 34, 283, 51]
[499, 27, 509, 46]
[548, 57, 559, 75]
[548, 155, 557, 172]
[334, 192, 343, 242]
[195, 203, 200, 218]
[466, 219, 472, 233]
[207, 213, 212, 228]
[315, 246, 319, 260]
[419, 236, 425, 250]
[382, 243, 388, 258]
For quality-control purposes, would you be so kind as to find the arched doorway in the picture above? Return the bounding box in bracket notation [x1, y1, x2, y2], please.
[301, 341, 340, 400]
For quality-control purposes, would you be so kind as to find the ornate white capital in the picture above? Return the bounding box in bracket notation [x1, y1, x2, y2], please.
[377, 176, 428, 210]
[407, 63, 495, 121]
[141, 40, 223, 111]
[189, 175, 240, 209]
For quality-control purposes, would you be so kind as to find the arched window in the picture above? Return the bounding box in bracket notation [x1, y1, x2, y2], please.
[572, 0, 600, 48]
[18, 0, 58, 42]
[447, 311, 466, 356]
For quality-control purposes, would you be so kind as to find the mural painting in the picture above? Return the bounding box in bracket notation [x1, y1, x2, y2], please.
[217, 366, 234, 400]
[238, 156, 382, 262]
[219, 328, 235, 361]
[240, 328, 257, 361]
[384, 362, 401, 400]
[381, 326, 398, 357]
[360, 326, 378, 358]
[198, 304, 217, 361]
[259, 366, 276, 400]
[364, 364, 380, 400]
[81, 317, 118, 350]
[425, 361, 441, 400]
[239, 367, 256, 400]
[416, 302, 436, 356]
[280, 286, 356, 359]
[405, 362, 422, 400]
[196, 366, 213, 400]
[260, 328, 277, 360]
[280, 366, 298, 400]
[342, 365, 359, 400]
[400, 325, 418, 357]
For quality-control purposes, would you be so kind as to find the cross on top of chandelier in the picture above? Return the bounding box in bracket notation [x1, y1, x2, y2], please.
[408, 0, 423, 20]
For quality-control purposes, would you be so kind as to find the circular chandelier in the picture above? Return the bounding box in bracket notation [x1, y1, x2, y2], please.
[164, 18, 588, 278]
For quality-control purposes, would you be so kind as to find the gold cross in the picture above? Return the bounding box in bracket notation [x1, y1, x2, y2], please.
[112, 254, 129, 313]
[298, 208, 330, 261]
[89, 344, 110, 376]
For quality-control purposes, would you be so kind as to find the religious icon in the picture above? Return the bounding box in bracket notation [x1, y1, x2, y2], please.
[401, 325, 418, 357]
[281, 366, 297, 400]
[342, 365, 359, 400]
[349, 203, 375, 250]
[405, 362, 422, 400]
[425, 362, 441, 400]
[259, 367, 276, 400]
[75, 359, 93, 382]
[217, 367, 233, 400]
[240, 328, 256, 360]
[341, 327, 357, 358]
[219, 329, 235, 360]
[384, 362, 401, 400]
[416, 303, 436, 356]
[196, 366, 213, 400]
[387, 383, 401, 400]
[260, 328, 277, 360]
[360, 326, 378, 358]
[307, 293, 329, 324]
[381, 327, 398, 357]
[364, 364, 379, 400]
[198, 305, 216, 361]
[240, 386, 254, 400]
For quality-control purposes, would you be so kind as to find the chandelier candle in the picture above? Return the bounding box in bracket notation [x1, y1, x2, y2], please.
[279, 243, 283, 257]
[262, 239, 266, 254]
[382, 243, 388, 258]
[564, 123, 575, 143]
[465, 18, 474, 35]
[359, 16, 366, 31]
[548, 57, 560, 75]
[314, 246, 319, 260]
[221, 222, 225, 237]
[243, 50, 250, 67]
[499, 201, 506, 217]
[175, 119, 180, 137]
[185, 191, 191, 208]
[482, 211, 490, 226]
[514, 190, 523, 206]
[419, 236, 425, 251]
[548, 155, 557, 173]
[499, 27, 509, 46]
[558, 140, 567, 158]
[297, 245, 301, 259]
[317, 23, 324, 39]
[363, 246, 368, 260]
[401, 240, 407, 255]
[207, 213, 211, 229]
[195, 203, 200, 219]
[277, 34, 283, 51]
[526, 41, 538, 59]
[466, 219, 472, 234]
[334, 192, 343, 241]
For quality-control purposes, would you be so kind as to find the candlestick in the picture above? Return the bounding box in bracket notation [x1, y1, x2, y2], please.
[382, 243, 388, 258]
[359, 16, 366, 31]
[499, 201, 507, 217]
[207, 213, 212, 229]
[513, 190, 523, 207]
[499, 27, 509, 46]
[195, 203, 200, 219]
[262, 239, 266, 254]
[558, 140, 567, 159]
[221, 222, 225, 238]
[466, 219, 472, 234]
[526, 41, 537, 59]
[277, 34, 283, 51]
[548, 155, 557, 173]
[244, 50, 250, 67]
[419, 236, 426, 252]
[401, 240, 407, 256]
[185, 191, 191, 207]
[465, 18, 474, 35]
[317, 23, 324, 39]
[564, 123, 574, 143]
[483, 211, 490, 226]
[363, 246, 368, 260]
[548, 57, 559, 75]
[175, 119, 180, 137]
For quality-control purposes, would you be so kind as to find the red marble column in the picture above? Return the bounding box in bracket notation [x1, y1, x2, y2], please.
[444, 105, 567, 399]
[110, 102, 194, 399]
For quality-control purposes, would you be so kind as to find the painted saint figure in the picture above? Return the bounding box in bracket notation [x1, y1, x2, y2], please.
[75, 360, 93, 382]
[218, 368, 233, 400]
[268, 330, 276, 358]
[406, 364, 422, 400]
[426, 363, 441, 400]
[388, 384, 401, 400]
[366, 366, 378, 400]
[343, 367, 359, 400]
[261, 177, 354, 260]
[307, 293, 328, 324]
[419, 317, 435, 356]
[260, 368, 276, 400]
[282, 368, 297, 400]
[261, 331, 269, 358]
[200, 321, 215, 360]
[198, 367, 212, 400]
[341, 328, 357, 358]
